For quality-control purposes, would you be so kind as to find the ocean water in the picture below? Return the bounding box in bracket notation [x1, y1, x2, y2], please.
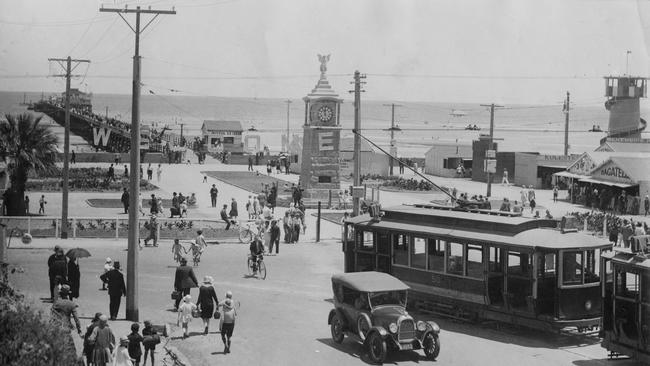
[0, 90, 632, 157]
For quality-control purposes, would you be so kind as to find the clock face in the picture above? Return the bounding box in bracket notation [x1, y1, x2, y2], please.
[317, 105, 334, 123]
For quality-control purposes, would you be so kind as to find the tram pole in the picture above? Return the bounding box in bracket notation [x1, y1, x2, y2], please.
[351, 71, 366, 216]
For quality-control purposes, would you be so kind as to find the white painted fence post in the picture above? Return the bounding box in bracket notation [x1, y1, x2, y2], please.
[115, 217, 119, 239]
[27, 217, 31, 234]
[72, 218, 77, 238]
[55, 219, 59, 238]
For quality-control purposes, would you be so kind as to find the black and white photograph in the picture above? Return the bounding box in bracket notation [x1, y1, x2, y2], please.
[2, 0, 650, 365]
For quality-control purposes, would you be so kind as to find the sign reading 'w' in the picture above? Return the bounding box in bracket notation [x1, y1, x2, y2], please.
[93, 127, 111, 146]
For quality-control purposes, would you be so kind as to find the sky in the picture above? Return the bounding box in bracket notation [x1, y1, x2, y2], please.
[2, 0, 650, 104]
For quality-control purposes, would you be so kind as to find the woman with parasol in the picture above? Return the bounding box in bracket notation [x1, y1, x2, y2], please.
[66, 247, 91, 299]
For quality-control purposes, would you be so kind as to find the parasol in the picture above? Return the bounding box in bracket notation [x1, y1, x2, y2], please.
[66, 247, 91, 260]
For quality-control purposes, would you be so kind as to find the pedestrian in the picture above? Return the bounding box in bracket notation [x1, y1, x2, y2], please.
[229, 197, 238, 221]
[39, 194, 47, 214]
[102, 257, 113, 291]
[266, 161, 272, 175]
[24, 195, 29, 214]
[285, 158, 290, 174]
[50, 285, 83, 350]
[143, 215, 159, 247]
[268, 219, 280, 254]
[108, 164, 115, 182]
[140, 165, 143, 179]
[174, 257, 199, 310]
[113, 337, 133, 366]
[220, 298, 237, 354]
[172, 239, 184, 263]
[146, 163, 153, 180]
[622, 219, 634, 248]
[248, 155, 254, 171]
[124, 165, 129, 178]
[156, 195, 164, 215]
[138, 192, 145, 216]
[247, 195, 255, 219]
[520, 188, 528, 207]
[291, 212, 302, 243]
[529, 197, 536, 213]
[177, 295, 197, 338]
[502, 168, 509, 185]
[149, 194, 158, 215]
[71, 149, 76, 164]
[608, 220, 620, 246]
[195, 229, 207, 251]
[283, 211, 291, 243]
[156, 163, 162, 182]
[100, 261, 126, 320]
[210, 184, 218, 208]
[83, 312, 103, 366]
[221, 204, 234, 230]
[121, 188, 130, 214]
[197, 276, 219, 335]
[635, 221, 646, 236]
[48, 245, 67, 300]
[645, 195, 650, 216]
[528, 185, 536, 204]
[89, 315, 115, 366]
[253, 196, 261, 218]
[553, 186, 559, 203]
[142, 320, 158, 366]
[68, 257, 80, 299]
[127, 323, 143, 366]
[292, 184, 302, 206]
[203, 175, 207, 183]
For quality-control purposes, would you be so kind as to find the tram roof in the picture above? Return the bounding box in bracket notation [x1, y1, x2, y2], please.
[331, 271, 410, 292]
[347, 209, 610, 250]
[603, 249, 650, 269]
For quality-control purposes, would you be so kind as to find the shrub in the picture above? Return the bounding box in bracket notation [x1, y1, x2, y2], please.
[0, 282, 81, 365]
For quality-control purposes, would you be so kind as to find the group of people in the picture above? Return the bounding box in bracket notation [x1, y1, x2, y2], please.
[48, 245, 81, 301]
[264, 157, 290, 175]
[607, 217, 649, 248]
[571, 184, 648, 215]
[173, 260, 238, 353]
[171, 231, 208, 266]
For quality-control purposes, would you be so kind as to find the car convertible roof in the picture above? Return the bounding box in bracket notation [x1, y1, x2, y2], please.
[331, 271, 410, 292]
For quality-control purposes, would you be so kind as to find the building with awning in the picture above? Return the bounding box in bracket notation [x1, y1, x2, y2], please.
[424, 141, 473, 177]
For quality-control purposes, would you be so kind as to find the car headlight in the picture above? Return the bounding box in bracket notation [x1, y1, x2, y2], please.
[388, 323, 398, 333]
[417, 321, 427, 332]
[585, 300, 592, 311]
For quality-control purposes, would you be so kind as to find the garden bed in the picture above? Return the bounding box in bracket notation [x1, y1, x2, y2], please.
[26, 167, 158, 192]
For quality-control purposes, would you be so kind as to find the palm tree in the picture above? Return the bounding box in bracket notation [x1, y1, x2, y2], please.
[0, 113, 58, 216]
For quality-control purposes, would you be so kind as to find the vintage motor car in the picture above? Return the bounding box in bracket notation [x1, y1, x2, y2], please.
[327, 271, 441, 363]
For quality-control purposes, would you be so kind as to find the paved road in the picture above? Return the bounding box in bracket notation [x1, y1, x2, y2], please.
[7, 237, 637, 366]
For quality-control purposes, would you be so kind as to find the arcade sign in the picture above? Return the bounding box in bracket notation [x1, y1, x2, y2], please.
[595, 161, 634, 184]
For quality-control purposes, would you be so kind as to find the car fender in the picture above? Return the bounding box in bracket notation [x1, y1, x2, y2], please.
[426, 321, 441, 334]
[363, 326, 389, 347]
[328, 308, 347, 327]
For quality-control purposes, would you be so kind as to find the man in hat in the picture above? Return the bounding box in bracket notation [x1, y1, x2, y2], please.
[120, 188, 129, 214]
[210, 184, 219, 208]
[268, 219, 280, 255]
[48, 245, 68, 300]
[100, 261, 126, 320]
[174, 257, 199, 310]
[143, 215, 159, 247]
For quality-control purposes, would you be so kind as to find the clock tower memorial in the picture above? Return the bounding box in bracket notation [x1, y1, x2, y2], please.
[299, 54, 343, 204]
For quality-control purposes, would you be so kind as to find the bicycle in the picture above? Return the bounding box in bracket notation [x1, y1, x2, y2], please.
[238, 220, 261, 244]
[247, 253, 266, 279]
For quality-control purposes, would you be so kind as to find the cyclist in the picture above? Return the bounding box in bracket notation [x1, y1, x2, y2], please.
[249, 235, 264, 273]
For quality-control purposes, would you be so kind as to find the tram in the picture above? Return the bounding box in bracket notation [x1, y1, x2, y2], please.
[600, 235, 650, 362]
[341, 204, 612, 332]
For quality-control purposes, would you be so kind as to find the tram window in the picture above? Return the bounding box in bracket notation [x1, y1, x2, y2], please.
[508, 251, 532, 277]
[616, 270, 639, 298]
[357, 231, 374, 252]
[489, 247, 503, 272]
[393, 234, 409, 266]
[377, 233, 390, 255]
[562, 251, 583, 285]
[427, 239, 444, 271]
[467, 244, 483, 279]
[411, 237, 427, 269]
[447, 242, 464, 275]
[538, 253, 556, 277]
[584, 249, 601, 284]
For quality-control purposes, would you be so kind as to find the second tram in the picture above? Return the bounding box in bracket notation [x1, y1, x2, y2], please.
[342, 204, 612, 332]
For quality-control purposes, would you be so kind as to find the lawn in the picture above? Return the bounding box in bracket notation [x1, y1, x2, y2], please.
[202, 171, 294, 194]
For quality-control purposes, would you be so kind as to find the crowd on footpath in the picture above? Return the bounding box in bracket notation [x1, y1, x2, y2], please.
[568, 184, 650, 216]
[47, 233, 239, 365]
[607, 216, 649, 248]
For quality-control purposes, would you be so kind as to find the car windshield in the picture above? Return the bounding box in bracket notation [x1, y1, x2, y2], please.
[368, 290, 407, 308]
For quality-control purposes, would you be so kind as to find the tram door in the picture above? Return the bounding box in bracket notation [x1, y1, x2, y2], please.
[487, 246, 505, 306]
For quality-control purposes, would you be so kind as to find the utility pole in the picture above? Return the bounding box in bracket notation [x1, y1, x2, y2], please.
[480, 103, 503, 198]
[100, 5, 175, 322]
[563, 91, 570, 156]
[350, 71, 366, 216]
[285, 99, 292, 152]
[383, 103, 402, 175]
[48, 57, 90, 239]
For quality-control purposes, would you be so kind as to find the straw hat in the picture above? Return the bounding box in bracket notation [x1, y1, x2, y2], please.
[183, 294, 192, 303]
[202, 276, 213, 285]
[225, 290, 232, 299]
[120, 336, 129, 345]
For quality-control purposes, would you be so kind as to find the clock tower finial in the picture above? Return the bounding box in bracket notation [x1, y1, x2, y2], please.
[317, 54, 330, 78]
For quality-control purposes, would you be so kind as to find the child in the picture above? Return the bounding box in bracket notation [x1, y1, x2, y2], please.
[39, 195, 47, 214]
[142, 320, 158, 366]
[203, 175, 207, 183]
[220, 298, 237, 353]
[172, 239, 184, 264]
[128, 323, 143, 366]
[190, 241, 202, 267]
[177, 295, 197, 338]
[113, 336, 133, 366]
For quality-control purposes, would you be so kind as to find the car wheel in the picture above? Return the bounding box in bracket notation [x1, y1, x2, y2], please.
[367, 331, 387, 364]
[423, 332, 440, 360]
[330, 313, 345, 344]
[357, 313, 371, 341]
